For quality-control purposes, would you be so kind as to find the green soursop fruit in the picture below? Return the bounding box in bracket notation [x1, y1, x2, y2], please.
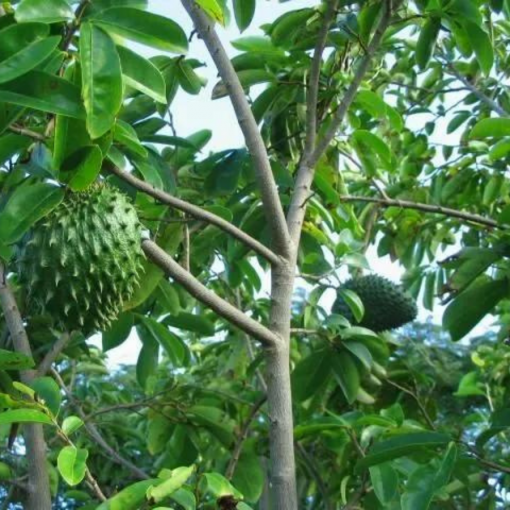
[333, 275, 417, 332]
[19, 185, 144, 334]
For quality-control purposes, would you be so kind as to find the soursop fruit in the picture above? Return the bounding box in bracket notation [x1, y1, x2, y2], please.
[333, 274, 417, 332]
[19, 185, 144, 334]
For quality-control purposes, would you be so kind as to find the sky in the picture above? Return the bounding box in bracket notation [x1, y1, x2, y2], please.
[96, 0, 494, 365]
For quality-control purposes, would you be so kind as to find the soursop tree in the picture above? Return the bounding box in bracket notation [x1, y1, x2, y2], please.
[1, 0, 510, 509]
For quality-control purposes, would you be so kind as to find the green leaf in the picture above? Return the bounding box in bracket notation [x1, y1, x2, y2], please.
[116, 45, 166, 103]
[114, 119, 147, 157]
[338, 289, 365, 322]
[0, 133, 31, 166]
[57, 446, 88, 486]
[102, 312, 133, 352]
[165, 313, 215, 336]
[59, 145, 103, 191]
[80, 23, 123, 139]
[463, 20, 493, 75]
[0, 70, 85, 118]
[370, 463, 398, 505]
[139, 317, 188, 367]
[416, 18, 441, 70]
[401, 443, 457, 510]
[187, 406, 234, 447]
[470, 117, 510, 138]
[30, 377, 61, 416]
[454, 371, 485, 397]
[146, 465, 195, 503]
[0, 181, 64, 245]
[15, 0, 75, 23]
[177, 60, 204, 95]
[0, 349, 34, 370]
[92, 8, 188, 53]
[356, 432, 451, 471]
[351, 130, 392, 166]
[233, 0, 256, 32]
[62, 416, 84, 436]
[292, 349, 332, 402]
[0, 409, 53, 425]
[201, 473, 243, 499]
[342, 341, 373, 370]
[96, 480, 160, 510]
[232, 454, 264, 503]
[212, 69, 274, 99]
[443, 278, 509, 341]
[0, 23, 49, 61]
[0, 35, 61, 84]
[136, 325, 160, 390]
[331, 350, 360, 404]
[196, 0, 226, 25]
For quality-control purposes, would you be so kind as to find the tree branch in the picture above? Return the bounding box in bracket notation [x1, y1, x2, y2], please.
[0, 264, 51, 510]
[8, 125, 47, 142]
[287, 0, 397, 243]
[141, 239, 281, 348]
[445, 62, 508, 117]
[340, 195, 501, 229]
[110, 166, 281, 266]
[51, 368, 150, 481]
[304, 0, 340, 158]
[36, 333, 71, 377]
[225, 396, 267, 480]
[180, 0, 291, 255]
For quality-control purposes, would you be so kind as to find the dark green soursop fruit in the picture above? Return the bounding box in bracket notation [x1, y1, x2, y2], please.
[19, 185, 144, 334]
[333, 274, 417, 332]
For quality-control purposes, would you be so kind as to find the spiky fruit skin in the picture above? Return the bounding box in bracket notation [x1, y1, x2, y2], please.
[19, 185, 144, 334]
[333, 275, 418, 332]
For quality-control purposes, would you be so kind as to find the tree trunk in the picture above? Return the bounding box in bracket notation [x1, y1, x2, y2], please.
[267, 263, 298, 508]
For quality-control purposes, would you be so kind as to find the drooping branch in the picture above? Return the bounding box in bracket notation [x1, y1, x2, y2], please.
[0, 264, 51, 510]
[287, 0, 397, 243]
[180, 0, 291, 255]
[51, 368, 150, 481]
[141, 239, 281, 348]
[110, 166, 281, 266]
[340, 195, 501, 229]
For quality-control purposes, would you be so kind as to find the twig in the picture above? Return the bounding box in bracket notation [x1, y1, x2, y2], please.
[8, 125, 47, 142]
[304, 0, 340, 157]
[51, 368, 150, 481]
[182, 224, 190, 272]
[340, 195, 501, 229]
[110, 166, 281, 266]
[445, 62, 507, 117]
[225, 396, 267, 480]
[142, 239, 280, 348]
[36, 333, 71, 377]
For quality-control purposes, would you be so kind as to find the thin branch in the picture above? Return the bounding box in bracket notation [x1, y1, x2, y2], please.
[287, 0, 398, 243]
[51, 368, 150, 481]
[445, 62, 507, 117]
[110, 166, 281, 266]
[225, 396, 267, 480]
[304, 0, 340, 158]
[310, 0, 398, 168]
[340, 195, 501, 229]
[36, 333, 70, 377]
[141, 239, 281, 348]
[180, 0, 291, 255]
[182, 224, 190, 272]
[8, 125, 47, 142]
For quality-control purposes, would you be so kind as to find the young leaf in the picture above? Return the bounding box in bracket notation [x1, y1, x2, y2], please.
[95, 480, 160, 510]
[196, 0, 226, 25]
[146, 465, 195, 503]
[80, 23, 123, 139]
[57, 446, 88, 486]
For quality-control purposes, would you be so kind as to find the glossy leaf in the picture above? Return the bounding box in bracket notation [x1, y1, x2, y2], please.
[102, 312, 134, 352]
[292, 349, 332, 402]
[0, 181, 64, 245]
[370, 463, 398, 505]
[331, 350, 361, 404]
[233, 0, 256, 32]
[30, 377, 61, 416]
[80, 23, 123, 139]
[62, 416, 84, 436]
[0, 409, 53, 425]
[416, 18, 441, 69]
[116, 45, 166, 103]
[95, 479, 160, 510]
[470, 117, 510, 138]
[92, 8, 188, 53]
[146, 465, 195, 503]
[196, 0, 225, 25]
[59, 145, 103, 191]
[15, 0, 75, 23]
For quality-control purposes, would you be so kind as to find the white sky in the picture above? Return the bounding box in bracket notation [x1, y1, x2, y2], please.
[97, 0, 494, 365]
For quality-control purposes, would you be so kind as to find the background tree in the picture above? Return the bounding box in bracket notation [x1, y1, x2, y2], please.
[1, 0, 510, 509]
